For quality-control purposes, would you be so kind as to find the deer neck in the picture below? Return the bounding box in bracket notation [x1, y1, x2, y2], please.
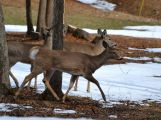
[43, 36, 52, 50]
[92, 48, 110, 67]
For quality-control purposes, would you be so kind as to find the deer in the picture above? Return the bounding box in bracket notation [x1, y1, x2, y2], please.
[64, 29, 117, 92]
[14, 29, 121, 102]
[8, 41, 39, 88]
[8, 28, 52, 89]
[9, 28, 116, 92]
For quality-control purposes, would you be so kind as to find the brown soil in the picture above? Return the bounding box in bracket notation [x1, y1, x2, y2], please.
[1, 87, 161, 120]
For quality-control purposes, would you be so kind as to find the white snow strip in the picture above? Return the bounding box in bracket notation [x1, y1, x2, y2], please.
[76, 0, 116, 11]
[129, 47, 161, 53]
[124, 26, 161, 32]
[124, 57, 152, 61]
[0, 116, 92, 120]
[53, 108, 76, 114]
[0, 103, 32, 112]
[5, 25, 36, 32]
[109, 115, 117, 119]
[83, 28, 161, 39]
[124, 57, 161, 62]
[146, 48, 161, 52]
[128, 47, 146, 51]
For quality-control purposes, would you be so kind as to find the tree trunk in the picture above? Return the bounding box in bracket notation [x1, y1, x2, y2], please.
[0, 2, 10, 94]
[26, 0, 34, 35]
[50, 0, 64, 98]
[46, 0, 53, 28]
[36, 0, 47, 32]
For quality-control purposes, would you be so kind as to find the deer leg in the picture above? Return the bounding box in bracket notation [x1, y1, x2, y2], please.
[63, 75, 79, 102]
[15, 67, 43, 98]
[43, 70, 60, 101]
[87, 81, 90, 93]
[27, 64, 37, 90]
[9, 71, 19, 88]
[85, 75, 106, 102]
[73, 77, 79, 91]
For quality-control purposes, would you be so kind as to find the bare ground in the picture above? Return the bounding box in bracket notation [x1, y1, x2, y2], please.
[1, 87, 161, 120]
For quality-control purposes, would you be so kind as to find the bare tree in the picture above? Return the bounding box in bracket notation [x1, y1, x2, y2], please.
[26, 0, 34, 35]
[36, 0, 47, 32]
[0, 2, 10, 94]
[50, 0, 64, 98]
[46, 0, 53, 27]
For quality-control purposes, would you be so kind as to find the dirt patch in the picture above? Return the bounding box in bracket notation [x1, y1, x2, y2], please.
[1, 88, 161, 119]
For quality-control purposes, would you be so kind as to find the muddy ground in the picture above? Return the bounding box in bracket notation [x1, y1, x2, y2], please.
[1, 32, 161, 119]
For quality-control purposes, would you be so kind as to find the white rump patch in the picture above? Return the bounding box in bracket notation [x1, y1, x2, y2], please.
[29, 47, 39, 60]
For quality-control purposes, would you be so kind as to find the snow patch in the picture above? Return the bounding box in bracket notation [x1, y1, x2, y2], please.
[129, 47, 161, 53]
[5, 25, 36, 32]
[109, 115, 117, 119]
[0, 103, 32, 112]
[53, 108, 76, 114]
[0, 116, 91, 120]
[76, 0, 116, 11]
[83, 26, 161, 39]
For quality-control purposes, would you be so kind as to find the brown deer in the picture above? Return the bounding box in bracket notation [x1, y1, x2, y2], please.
[64, 29, 116, 92]
[8, 27, 52, 89]
[8, 41, 38, 88]
[14, 35, 121, 102]
[9, 29, 116, 92]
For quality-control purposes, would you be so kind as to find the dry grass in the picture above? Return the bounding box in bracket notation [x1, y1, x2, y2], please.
[1, 0, 161, 28]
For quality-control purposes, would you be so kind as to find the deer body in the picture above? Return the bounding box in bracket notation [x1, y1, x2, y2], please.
[64, 41, 105, 56]
[8, 41, 34, 66]
[15, 40, 120, 102]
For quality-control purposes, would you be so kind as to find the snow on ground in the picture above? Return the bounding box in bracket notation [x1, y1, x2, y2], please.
[83, 25, 161, 39]
[0, 103, 32, 112]
[76, 0, 116, 11]
[53, 108, 76, 114]
[0, 116, 91, 120]
[129, 47, 161, 53]
[124, 56, 161, 62]
[124, 26, 161, 32]
[5, 25, 161, 39]
[5, 25, 36, 32]
[10, 62, 161, 103]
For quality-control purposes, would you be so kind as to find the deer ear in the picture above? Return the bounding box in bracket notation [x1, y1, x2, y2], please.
[97, 29, 102, 35]
[102, 29, 107, 36]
